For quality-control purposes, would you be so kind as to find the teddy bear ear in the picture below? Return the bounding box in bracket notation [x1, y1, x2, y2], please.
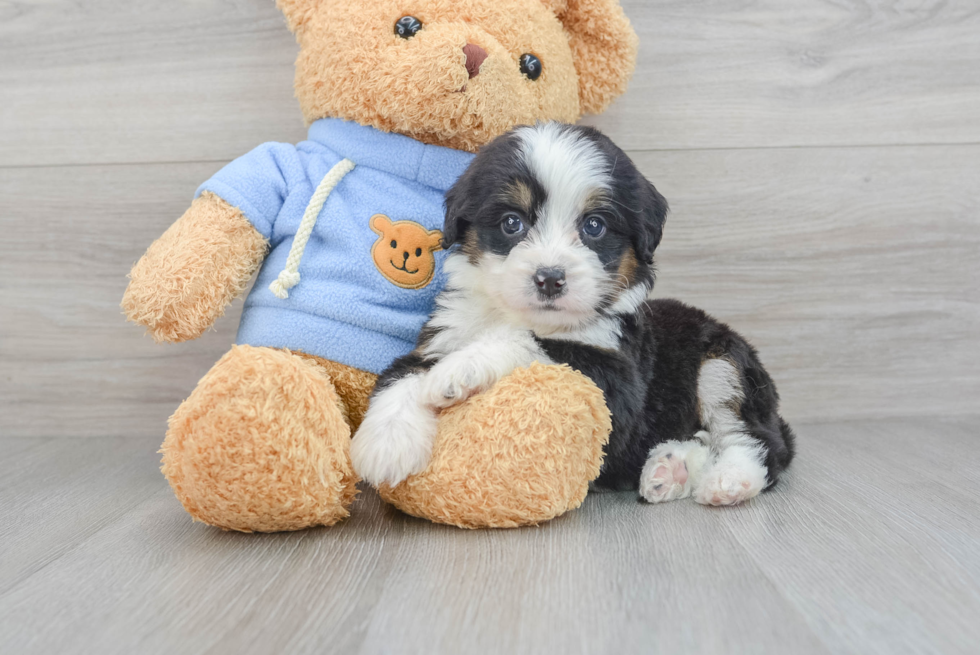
[370, 214, 392, 235]
[276, 0, 319, 34]
[544, 0, 639, 116]
[427, 230, 445, 252]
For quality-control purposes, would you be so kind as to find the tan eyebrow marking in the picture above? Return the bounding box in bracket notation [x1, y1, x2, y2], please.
[501, 180, 535, 213]
[583, 189, 608, 214]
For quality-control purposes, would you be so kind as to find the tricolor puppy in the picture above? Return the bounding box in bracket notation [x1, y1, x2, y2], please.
[351, 122, 795, 506]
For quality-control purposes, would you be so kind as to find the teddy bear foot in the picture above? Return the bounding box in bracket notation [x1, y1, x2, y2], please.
[161, 345, 359, 532]
[378, 363, 612, 529]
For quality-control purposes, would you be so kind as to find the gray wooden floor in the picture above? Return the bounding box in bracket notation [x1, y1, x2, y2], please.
[2, 417, 979, 654]
[2, 0, 979, 653]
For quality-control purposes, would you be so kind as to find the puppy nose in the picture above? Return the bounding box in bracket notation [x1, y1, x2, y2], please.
[463, 43, 488, 79]
[534, 267, 566, 298]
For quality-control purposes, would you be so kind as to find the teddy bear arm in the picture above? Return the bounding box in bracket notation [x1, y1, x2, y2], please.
[122, 192, 268, 343]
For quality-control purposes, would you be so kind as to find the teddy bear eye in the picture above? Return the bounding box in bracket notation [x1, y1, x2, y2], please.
[395, 16, 423, 39]
[415, 247, 422, 257]
[390, 239, 397, 248]
[520, 54, 542, 81]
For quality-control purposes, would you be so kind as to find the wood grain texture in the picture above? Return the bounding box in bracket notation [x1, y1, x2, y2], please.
[0, 162, 248, 438]
[0, 437, 163, 595]
[0, 0, 306, 168]
[3, 1, 980, 168]
[586, 0, 980, 150]
[1, 418, 978, 654]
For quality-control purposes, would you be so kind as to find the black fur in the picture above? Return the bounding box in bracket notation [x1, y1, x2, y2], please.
[373, 349, 435, 395]
[576, 127, 669, 265]
[537, 299, 795, 491]
[442, 132, 530, 251]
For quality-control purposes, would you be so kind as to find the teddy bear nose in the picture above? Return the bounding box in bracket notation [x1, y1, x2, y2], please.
[463, 43, 488, 79]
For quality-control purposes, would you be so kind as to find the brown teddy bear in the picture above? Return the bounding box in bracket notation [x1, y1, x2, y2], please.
[122, 0, 636, 531]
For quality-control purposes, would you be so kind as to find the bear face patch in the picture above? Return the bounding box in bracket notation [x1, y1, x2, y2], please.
[369, 214, 443, 289]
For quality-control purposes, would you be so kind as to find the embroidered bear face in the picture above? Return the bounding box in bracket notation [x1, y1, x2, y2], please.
[370, 214, 444, 289]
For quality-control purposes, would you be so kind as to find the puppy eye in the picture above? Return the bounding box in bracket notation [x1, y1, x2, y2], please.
[519, 54, 542, 81]
[415, 247, 422, 257]
[501, 213, 526, 236]
[582, 216, 606, 238]
[395, 16, 423, 39]
[390, 240, 397, 248]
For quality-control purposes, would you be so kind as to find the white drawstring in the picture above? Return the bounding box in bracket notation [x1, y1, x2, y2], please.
[269, 158, 356, 299]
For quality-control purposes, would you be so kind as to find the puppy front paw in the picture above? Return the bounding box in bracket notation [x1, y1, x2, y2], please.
[420, 357, 493, 409]
[351, 382, 439, 488]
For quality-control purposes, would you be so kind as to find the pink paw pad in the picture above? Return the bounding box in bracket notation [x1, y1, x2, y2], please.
[640, 452, 691, 503]
[696, 469, 763, 507]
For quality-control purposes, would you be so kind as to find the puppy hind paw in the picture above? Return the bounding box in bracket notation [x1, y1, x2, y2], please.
[639, 457, 688, 503]
[694, 461, 766, 507]
[639, 440, 707, 504]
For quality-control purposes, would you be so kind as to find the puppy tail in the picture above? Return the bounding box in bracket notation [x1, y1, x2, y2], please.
[777, 416, 796, 469]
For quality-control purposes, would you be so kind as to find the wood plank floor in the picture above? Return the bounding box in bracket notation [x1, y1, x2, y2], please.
[1, 417, 978, 655]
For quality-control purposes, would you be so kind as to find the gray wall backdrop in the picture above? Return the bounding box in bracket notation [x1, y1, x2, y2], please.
[2, 0, 978, 438]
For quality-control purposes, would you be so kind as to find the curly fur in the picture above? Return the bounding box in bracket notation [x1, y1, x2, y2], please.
[281, 0, 637, 152]
[161, 346, 361, 533]
[297, 352, 378, 432]
[378, 363, 611, 528]
[122, 193, 267, 343]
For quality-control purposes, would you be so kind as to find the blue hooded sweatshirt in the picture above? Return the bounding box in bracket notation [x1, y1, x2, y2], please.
[197, 118, 475, 375]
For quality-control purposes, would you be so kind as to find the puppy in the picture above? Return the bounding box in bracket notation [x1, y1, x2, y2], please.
[351, 122, 795, 506]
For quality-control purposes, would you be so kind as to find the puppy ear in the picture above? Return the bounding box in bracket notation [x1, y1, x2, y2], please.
[276, 0, 319, 35]
[632, 181, 668, 265]
[441, 171, 476, 249]
[545, 0, 639, 115]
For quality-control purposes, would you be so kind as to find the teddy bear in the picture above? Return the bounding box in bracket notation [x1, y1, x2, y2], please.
[122, 0, 637, 531]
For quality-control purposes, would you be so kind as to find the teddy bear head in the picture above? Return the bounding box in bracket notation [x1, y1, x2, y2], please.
[276, 0, 638, 152]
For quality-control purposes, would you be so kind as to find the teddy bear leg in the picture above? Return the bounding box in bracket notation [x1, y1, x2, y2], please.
[161, 345, 363, 532]
[378, 363, 612, 529]
[293, 353, 378, 434]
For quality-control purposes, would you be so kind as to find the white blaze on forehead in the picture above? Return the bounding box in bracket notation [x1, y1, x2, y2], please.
[499, 123, 614, 329]
[515, 123, 612, 242]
